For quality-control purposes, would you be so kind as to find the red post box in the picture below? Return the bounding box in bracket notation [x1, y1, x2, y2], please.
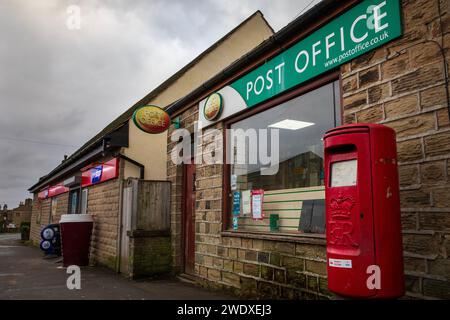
[323, 124, 404, 299]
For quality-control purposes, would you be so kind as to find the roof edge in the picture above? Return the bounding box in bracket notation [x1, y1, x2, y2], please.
[166, 0, 347, 116]
[28, 10, 274, 192]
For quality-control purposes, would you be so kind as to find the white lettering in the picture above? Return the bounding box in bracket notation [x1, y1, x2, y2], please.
[366, 265, 381, 290]
[351, 14, 368, 43]
[254, 76, 265, 95]
[373, 1, 388, 32]
[340, 27, 345, 51]
[312, 41, 322, 66]
[266, 69, 274, 90]
[66, 5, 81, 30]
[246, 81, 253, 100]
[274, 62, 285, 85]
[295, 50, 309, 74]
[66, 265, 81, 290]
[325, 33, 336, 59]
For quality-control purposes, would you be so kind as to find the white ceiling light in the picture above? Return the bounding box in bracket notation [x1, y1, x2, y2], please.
[268, 119, 315, 130]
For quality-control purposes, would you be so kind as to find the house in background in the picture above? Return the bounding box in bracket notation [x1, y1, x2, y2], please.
[0, 199, 32, 231]
[8, 199, 32, 227]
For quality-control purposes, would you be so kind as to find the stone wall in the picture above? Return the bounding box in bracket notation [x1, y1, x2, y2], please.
[341, 0, 450, 299]
[167, 105, 199, 274]
[128, 234, 171, 278]
[30, 194, 49, 245]
[29, 192, 68, 246]
[86, 178, 121, 269]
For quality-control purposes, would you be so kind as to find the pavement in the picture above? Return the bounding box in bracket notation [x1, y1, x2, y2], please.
[0, 233, 233, 300]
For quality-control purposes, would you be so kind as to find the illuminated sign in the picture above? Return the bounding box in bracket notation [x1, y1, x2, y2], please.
[48, 184, 69, 198]
[90, 166, 103, 184]
[38, 183, 69, 199]
[203, 93, 223, 121]
[82, 158, 119, 187]
[38, 189, 49, 200]
[132, 105, 170, 134]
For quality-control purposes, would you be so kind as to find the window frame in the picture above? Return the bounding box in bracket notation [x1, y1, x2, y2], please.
[80, 188, 88, 215]
[222, 71, 342, 237]
[68, 188, 81, 214]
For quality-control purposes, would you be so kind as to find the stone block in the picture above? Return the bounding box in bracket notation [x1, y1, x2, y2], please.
[397, 139, 423, 162]
[359, 66, 379, 88]
[305, 260, 327, 276]
[385, 112, 435, 138]
[420, 161, 445, 184]
[356, 105, 384, 123]
[424, 131, 450, 157]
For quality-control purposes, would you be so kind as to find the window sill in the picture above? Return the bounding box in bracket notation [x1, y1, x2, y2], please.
[221, 230, 326, 245]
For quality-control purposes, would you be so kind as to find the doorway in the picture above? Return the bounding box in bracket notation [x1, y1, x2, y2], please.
[183, 163, 196, 275]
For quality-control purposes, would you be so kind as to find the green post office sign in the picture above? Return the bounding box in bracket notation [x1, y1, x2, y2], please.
[230, 0, 402, 108]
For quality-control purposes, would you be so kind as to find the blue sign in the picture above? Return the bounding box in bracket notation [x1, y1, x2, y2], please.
[232, 217, 239, 230]
[91, 166, 103, 184]
[232, 191, 241, 216]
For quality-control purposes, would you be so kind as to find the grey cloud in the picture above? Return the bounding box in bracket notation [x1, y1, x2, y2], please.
[0, 0, 317, 207]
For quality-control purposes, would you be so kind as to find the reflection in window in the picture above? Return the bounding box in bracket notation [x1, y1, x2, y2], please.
[228, 81, 341, 234]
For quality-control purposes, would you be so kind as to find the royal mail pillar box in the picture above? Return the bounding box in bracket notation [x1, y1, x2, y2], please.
[323, 124, 404, 299]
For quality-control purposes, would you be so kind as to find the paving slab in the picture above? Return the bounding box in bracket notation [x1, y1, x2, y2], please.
[0, 233, 233, 300]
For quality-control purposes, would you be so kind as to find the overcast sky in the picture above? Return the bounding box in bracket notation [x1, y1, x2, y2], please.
[0, 0, 319, 208]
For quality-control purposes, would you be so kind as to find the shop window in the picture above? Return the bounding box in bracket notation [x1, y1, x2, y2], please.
[228, 81, 340, 235]
[68, 189, 80, 214]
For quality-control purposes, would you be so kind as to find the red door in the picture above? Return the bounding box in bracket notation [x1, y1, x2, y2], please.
[183, 163, 196, 275]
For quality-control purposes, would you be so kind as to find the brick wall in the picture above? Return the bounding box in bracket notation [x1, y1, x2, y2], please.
[341, 0, 450, 300]
[86, 178, 121, 269]
[30, 193, 68, 245]
[30, 194, 49, 245]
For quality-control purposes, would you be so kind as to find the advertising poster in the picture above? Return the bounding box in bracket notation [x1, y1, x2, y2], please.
[251, 189, 264, 220]
[232, 217, 239, 230]
[232, 191, 241, 216]
[241, 190, 251, 215]
[230, 174, 237, 190]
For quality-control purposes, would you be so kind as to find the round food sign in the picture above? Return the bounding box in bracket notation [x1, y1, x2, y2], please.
[133, 105, 171, 134]
[203, 92, 223, 121]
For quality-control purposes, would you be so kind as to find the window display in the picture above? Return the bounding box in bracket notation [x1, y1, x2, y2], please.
[228, 81, 340, 234]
